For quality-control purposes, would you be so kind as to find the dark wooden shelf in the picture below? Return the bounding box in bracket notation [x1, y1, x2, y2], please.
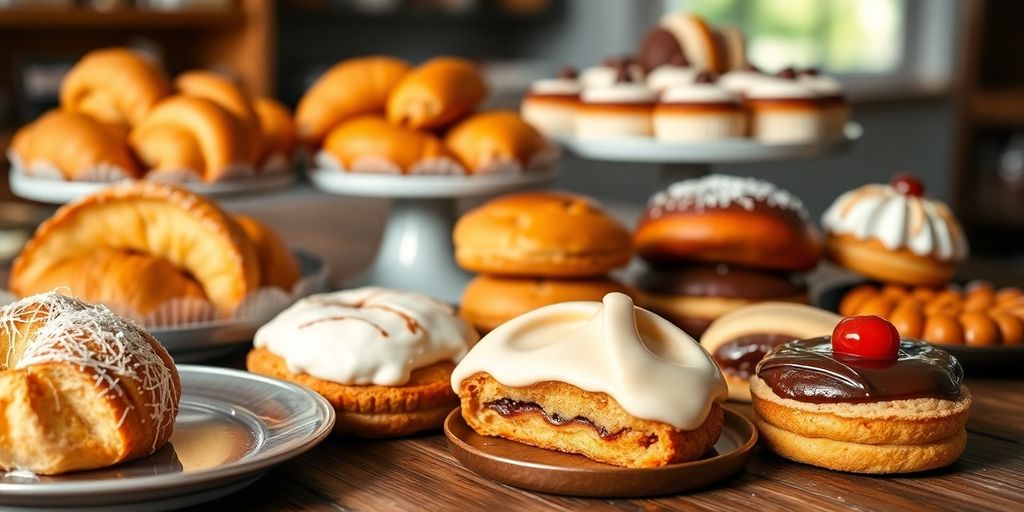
[0, 7, 244, 29]
[968, 88, 1024, 125]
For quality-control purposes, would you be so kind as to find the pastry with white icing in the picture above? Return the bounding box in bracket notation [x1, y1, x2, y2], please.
[653, 72, 745, 142]
[520, 66, 582, 137]
[451, 292, 727, 468]
[576, 70, 657, 139]
[744, 74, 825, 143]
[0, 292, 180, 475]
[248, 287, 479, 437]
[798, 68, 850, 137]
[822, 174, 968, 286]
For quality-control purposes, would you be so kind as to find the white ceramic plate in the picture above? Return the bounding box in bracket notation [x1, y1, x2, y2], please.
[8, 170, 297, 204]
[0, 365, 335, 512]
[308, 166, 559, 198]
[554, 122, 861, 164]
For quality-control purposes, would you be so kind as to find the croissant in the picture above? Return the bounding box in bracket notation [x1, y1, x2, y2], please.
[0, 292, 180, 475]
[60, 47, 171, 130]
[9, 109, 141, 181]
[387, 57, 488, 129]
[10, 181, 261, 315]
[444, 110, 547, 173]
[19, 248, 207, 317]
[323, 115, 452, 173]
[175, 70, 262, 162]
[295, 56, 411, 147]
[253, 97, 297, 173]
[234, 215, 301, 291]
[130, 95, 254, 182]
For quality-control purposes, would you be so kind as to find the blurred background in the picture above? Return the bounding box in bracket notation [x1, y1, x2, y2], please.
[0, 0, 1019, 259]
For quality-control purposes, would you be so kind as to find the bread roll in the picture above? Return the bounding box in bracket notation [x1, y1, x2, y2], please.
[323, 116, 451, 173]
[444, 110, 547, 173]
[387, 57, 488, 129]
[10, 109, 140, 181]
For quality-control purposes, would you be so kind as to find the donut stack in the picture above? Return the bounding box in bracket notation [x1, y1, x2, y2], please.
[632, 174, 822, 337]
[453, 191, 634, 333]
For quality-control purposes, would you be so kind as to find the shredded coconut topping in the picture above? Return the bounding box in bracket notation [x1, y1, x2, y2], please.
[647, 174, 809, 220]
[1, 292, 176, 451]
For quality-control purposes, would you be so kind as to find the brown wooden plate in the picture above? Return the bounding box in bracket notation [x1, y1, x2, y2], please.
[443, 406, 757, 498]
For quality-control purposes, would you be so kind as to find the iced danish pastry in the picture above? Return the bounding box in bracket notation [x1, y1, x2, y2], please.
[751, 315, 971, 474]
[9, 109, 141, 181]
[248, 288, 479, 438]
[386, 57, 488, 129]
[452, 292, 727, 468]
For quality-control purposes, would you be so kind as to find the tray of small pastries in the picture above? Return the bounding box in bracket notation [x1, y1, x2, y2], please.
[7, 48, 298, 204]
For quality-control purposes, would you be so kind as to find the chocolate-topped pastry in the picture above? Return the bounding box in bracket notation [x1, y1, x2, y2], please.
[637, 26, 688, 73]
[700, 302, 841, 401]
[750, 315, 972, 474]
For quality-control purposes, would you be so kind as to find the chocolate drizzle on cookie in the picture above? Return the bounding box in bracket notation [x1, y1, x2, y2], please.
[757, 337, 963, 404]
[486, 398, 626, 440]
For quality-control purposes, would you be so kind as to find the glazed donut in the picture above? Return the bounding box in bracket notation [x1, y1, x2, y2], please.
[9, 109, 141, 181]
[60, 47, 171, 129]
[387, 57, 488, 129]
[839, 282, 1024, 346]
[822, 177, 968, 286]
[453, 191, 633, 278]
[443, 110, 549, 174]
[635, 174, 821, 272]
[322, 116, 453, 174]
[0, 292, 180, 475]
[129, 95, 254, 182]
[175, 70, 262, 162]
[295, 56, 411, 146]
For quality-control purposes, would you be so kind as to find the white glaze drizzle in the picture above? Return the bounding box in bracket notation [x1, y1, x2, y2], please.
[254, 287, 479, 386]
[646, 174, 810, 220]
[1, 292, 176, 451]
[451, 293, 727, 430]
[822, 183, 969, 261]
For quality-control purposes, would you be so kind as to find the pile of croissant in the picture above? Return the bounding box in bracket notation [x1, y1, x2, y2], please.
[9, 47, 296, 183]
[298, 56, 551, 174]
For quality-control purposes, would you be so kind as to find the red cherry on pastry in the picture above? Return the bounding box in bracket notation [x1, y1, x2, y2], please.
[832, 315, 901, 360]
[891, 173, 925, 197]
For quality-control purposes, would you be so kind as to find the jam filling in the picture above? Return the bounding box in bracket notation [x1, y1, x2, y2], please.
[757, 337, 963, 404]
[713, 333, 797, 379]
[485, 398, 629, 441]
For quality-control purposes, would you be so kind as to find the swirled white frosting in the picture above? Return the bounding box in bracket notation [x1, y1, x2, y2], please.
[745, 77, 820, 100]
[799, 74, 844, 98]
[718, 70, 769, 95]
[646, 65, 698, 92]
[822, 184, 969, 262]
[255, 287, 479, 386]
[581, 83, 658, 104]
[451, 293, 727, 430]
[661, 82, 740, 104]
[529, 78, 581, 96]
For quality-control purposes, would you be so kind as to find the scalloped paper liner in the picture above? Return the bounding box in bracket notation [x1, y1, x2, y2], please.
[260, 152, 293, 175]
[144, 162, 256, 184]
[0, 255, 329, 330]
[7, 149, 134, 182]
[314, 144, 560, 175]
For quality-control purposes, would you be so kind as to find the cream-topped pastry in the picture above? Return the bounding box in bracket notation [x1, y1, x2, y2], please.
[579, 57, 644, 89]
[744, 76, 825, 142]
[821, 175, 967, 285]
[576, 72, 657, 139]
[798, 68, 849, 137]
[718, 66, 768, 96]
[520, 67, 582, 137]
[646, 53, 698, 93]
[653, 73, 745, 142]
[452, 292, 727, 467]
[254, 287, 477, 386]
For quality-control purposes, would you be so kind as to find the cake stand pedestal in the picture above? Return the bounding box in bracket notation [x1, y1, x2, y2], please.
[308, 168, 558, 304]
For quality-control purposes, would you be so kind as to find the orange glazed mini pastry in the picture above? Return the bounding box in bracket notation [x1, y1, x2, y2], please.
[453, 191, 633, 278]
[248, 288, 479, 437]
[387, 57, 488, 129]
[452, 293, 727, 468]
[9, 109, 140, 181]
[322, 116, 453, 174]
[60, 47, 171, 129]
[444, 110, 548, 174]
[295, 56, 411, 146]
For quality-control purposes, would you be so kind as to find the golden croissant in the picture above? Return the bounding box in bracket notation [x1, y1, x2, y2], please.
[10, 109, 141, 181]
[175, 70, 262, 162]
[323, 115, 451, 173]
[387, 57, 488, 129]
[234, 215, 301, 291]
[60, 47, 171, 129]
[130, 95, 254, 182]
[0, 292, 181, 475]
[253, 97, 297, 173]
[295, 56, 411, 147]
[444, 110, 547, 173]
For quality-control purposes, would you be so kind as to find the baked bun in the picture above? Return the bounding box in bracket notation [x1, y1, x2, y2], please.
[234, 215, 302, 291]
[454, 191, 633, 277]
[838, 282, 1024, 346]
[444, 110, 548, 174]
[295, 56, 411, 146]
[635, 174, 821, 272]
[322, 116, 453, 173]
[130, 95, 254, 182]
[175, 70, 262, 161]
[0, 292, 180, 475]
[460, 275, 632, 333]
[60, 47, 171, 129]
[11, 181, 261, 315]
[387, 57, 488, 129]
[253, 97, 297, 173]
[700, 302, 841, 402]
[10, 109, 141, 181]
[249, 288, 479, 437]
[822, 177, 968, 286]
